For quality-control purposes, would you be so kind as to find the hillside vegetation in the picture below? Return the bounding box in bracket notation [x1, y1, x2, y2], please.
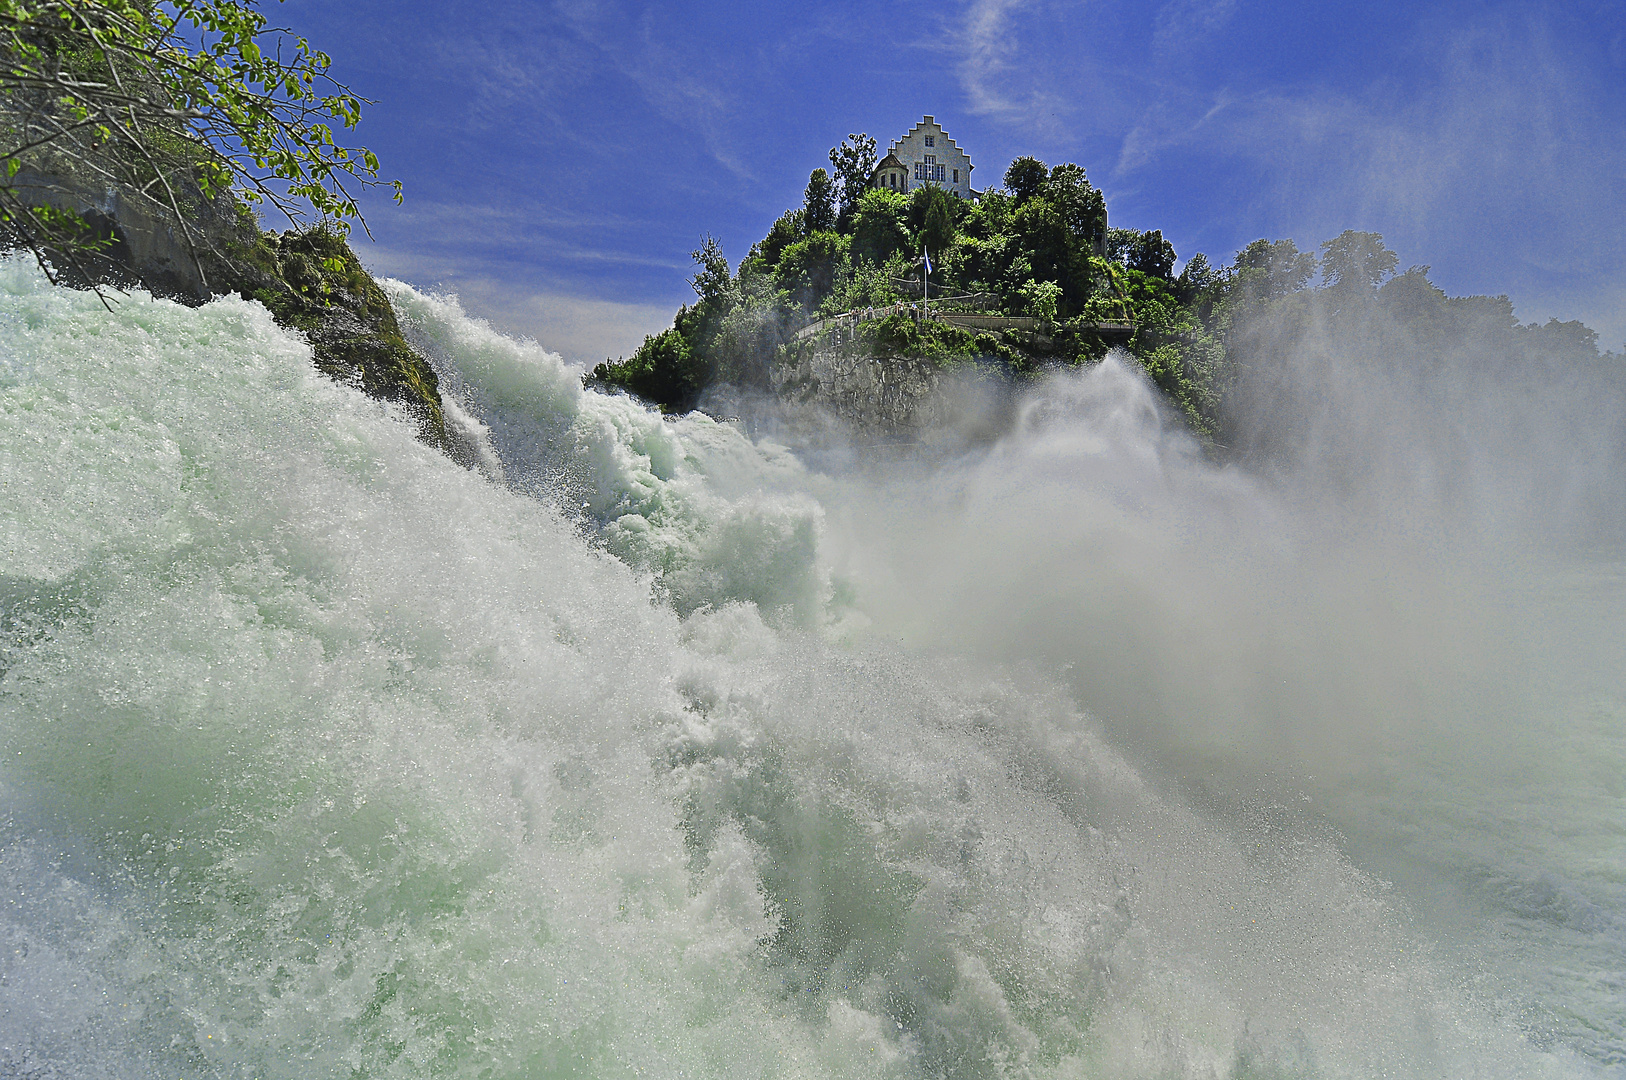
[591, 139, 1620, 444]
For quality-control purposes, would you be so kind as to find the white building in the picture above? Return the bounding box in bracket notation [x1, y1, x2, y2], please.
[871, 116, 975, 199]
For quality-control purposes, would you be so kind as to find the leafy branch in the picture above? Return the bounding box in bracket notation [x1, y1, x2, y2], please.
[0, 0, 398, 297]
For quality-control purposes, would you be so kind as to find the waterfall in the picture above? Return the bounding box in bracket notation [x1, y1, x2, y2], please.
[0, 258, 1616, 1078]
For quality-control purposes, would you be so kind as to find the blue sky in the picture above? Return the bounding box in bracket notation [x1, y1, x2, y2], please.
[277, 0, 1626, 364]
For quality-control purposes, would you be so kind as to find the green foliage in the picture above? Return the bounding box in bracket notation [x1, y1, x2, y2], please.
[598, 149, 1122, 417]
[912, 183, 957, 259]
[802, 168, 835, 234]
[850, 186, 910, 265]
[1318, 230, 1397, 291]
[689, 233, 733, 307]
[604, 143, 1619, 452]
[1019, 279, 1060, 320]
[856, 312, 979, 366]
[1130, 230, 1177, 280]
[1010, 197, 1069, 303]
[1235, 238, 1316, 294]
[774, 229, 848, 311]
[589, 326, 707, 412]
[1111, 263, 1225, 435]
[827, 132, 876, 222]
[747, 207, 803, 271]
[1107, 228, 1177, 280]
[1041, 163, 1106, 250]
[1004, 156, 1046, 203]
[0, 0, 399, 288]
[1174, 252, 1215, 302]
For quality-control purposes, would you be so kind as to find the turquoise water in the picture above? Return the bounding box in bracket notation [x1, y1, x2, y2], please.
[0, 261, 1617, 1077]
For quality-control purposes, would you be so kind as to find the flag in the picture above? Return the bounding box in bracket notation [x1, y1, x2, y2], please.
[924, 248, 933, 274]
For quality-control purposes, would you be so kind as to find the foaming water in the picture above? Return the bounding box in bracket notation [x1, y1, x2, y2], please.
[0, 261, 1614, 1076]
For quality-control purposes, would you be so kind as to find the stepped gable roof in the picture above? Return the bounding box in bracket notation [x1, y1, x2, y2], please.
[897, 115, 968, 156]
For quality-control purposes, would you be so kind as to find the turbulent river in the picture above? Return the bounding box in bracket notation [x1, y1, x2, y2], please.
[0, 258, 1621, 1078]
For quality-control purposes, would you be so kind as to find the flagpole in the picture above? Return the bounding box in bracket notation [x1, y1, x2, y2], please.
[923, 246, 930, 315]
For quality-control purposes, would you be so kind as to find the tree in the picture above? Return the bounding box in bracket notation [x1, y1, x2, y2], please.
[0, 0, 398, 293]
[1042, 162, 1105, 252]
[802, 167, 835, 234]
[1175, 252, 1216, 299]
[1004, 156, 1046, 204]
[1127, 229, 1176, 280]
[1011, 196, 1069, 306]
[774, 229, 847, 311]
[911, 183, 956, 258]
[850, 186, 909, 266]
[1318, 230, 1397, 291]
[689, 234, 731, 307]
[1525, 316, 1601, 361]
[1019, 279, 1060, 320]
[827, 132, 876, 222]
[1104, 228, 1138, 265]
[590, 325, 707, 412]
[1234, 238, 1316, 298]
[748, 207, 803, 271]
[682, 233, 735, 359]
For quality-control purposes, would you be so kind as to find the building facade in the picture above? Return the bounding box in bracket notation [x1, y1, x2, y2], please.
[873, 152, 908, 192]
[871, 116, 975, 199]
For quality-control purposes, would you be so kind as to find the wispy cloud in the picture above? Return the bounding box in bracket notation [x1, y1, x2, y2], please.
[374, 200, 686, 270]
[349, 194, 688, 364]
[1116, 10, 1615, 227]
[1152, 0, 1239, 55]
[550, 0, 752, 178]
[952, 0, 1072, 130]
[435, 282, 678, 365]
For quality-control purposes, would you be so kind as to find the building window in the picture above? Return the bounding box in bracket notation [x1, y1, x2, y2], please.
[925, 134, 935, 147]
[913, 162, 921, 181]
[953, 168, 959, 183]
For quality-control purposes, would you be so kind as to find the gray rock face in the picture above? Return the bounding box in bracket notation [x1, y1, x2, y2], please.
[772, 335, 956, 434]
[6, 167, 249, 300]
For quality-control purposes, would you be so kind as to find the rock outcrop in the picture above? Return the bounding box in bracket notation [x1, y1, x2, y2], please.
[224, 227, 447, 449]
[774, 337, 949, 433]
[773, 323, 1013, 437]
[4, 167, 448, 449]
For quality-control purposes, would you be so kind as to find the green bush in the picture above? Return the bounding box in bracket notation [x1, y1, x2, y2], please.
[589, 327, 709, 412]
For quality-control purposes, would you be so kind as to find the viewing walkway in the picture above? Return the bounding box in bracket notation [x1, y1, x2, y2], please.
[795, 305, 1136, 342]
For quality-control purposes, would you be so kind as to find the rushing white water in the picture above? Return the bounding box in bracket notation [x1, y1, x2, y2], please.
[0, 259, 1619, 1078]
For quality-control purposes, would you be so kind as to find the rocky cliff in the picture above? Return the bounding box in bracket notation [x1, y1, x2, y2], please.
[4, 167, 448, 450]
[772, 325, 1013, 440]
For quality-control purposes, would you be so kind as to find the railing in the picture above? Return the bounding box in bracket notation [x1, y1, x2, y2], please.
[795, 308, 1137, 341]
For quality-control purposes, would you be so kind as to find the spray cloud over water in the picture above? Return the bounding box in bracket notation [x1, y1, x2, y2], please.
[0, 259, 1619, 1076]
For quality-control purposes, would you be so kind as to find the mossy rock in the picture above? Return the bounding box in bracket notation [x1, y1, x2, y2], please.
[219, 226, 448, 450]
